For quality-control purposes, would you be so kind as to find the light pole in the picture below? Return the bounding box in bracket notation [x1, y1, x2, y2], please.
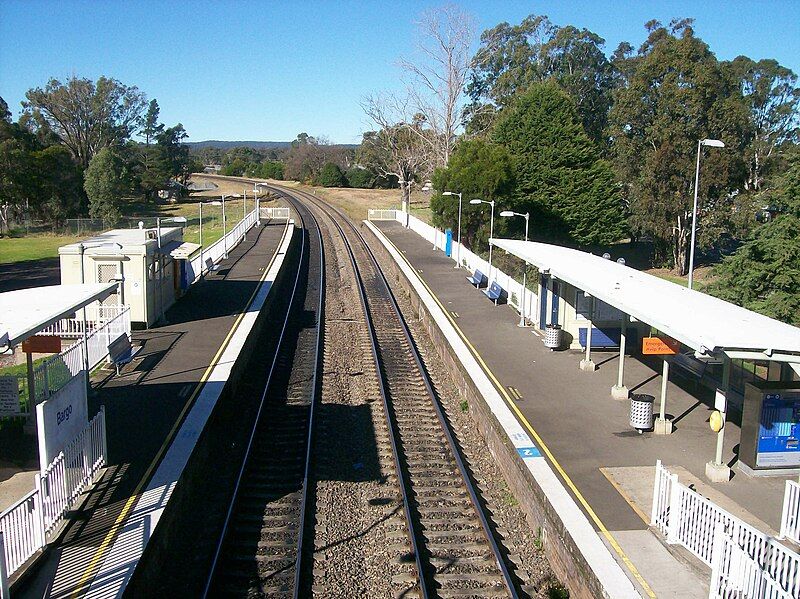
[470, 199, 495, 281]
[500, 210, 530, 327]
[220, 195, 229, 258]
[442, 191, 462, 269]
[688, 138, 725, 290]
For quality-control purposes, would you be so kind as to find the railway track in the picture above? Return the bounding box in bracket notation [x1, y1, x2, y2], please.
[204, 200, 324, 597]
[277, 186, 521, 598]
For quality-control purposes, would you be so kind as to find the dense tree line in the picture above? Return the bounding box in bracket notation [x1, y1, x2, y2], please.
[0, 76, 199, 229]
[416, 14, 799, 323]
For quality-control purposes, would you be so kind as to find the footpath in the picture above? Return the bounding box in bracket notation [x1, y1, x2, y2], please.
[13, 219, 292, 599]
[370, 220, 794, 598]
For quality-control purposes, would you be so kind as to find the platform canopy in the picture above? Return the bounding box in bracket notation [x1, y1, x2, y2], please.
[0, 283, 117, 349]
[491, 239, 800, 364]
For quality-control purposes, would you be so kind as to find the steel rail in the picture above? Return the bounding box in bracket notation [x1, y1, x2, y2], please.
[202, 200, 324, 598]
[276, 184, 520, 598]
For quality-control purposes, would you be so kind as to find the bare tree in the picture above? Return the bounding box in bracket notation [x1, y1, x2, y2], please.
[361, 93, 435, 211]
[399, 4, 474, 167]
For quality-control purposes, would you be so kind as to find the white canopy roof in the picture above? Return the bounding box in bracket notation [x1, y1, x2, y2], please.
[491, 239, 800, 362]
[0, 283, 117, 349]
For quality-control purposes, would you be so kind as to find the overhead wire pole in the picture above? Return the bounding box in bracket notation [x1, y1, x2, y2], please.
[500, 210, 530, 326]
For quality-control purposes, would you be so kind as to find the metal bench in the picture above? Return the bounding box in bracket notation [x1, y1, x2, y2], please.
[483, 281, 507, 305]
[466, 269, 487, 288]
[107, 333, 140, 375]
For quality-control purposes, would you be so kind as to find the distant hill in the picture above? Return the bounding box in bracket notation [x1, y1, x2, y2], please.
[187, 140, 358, 150]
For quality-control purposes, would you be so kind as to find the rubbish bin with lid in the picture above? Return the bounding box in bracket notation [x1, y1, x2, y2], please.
[544, 324, 562, 349]
[630, 394, 654, 433]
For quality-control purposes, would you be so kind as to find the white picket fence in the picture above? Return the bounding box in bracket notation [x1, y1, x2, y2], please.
[35, 304, 127, 340]
[0, 408, 106, 580]
[371, 210, 538, 323]
[779, 480, 800, 544]
[651, 461, 800, 598]
[260, 206, 291, 220]
[32, 306, 131, 404]
[186, 208, 259, 283]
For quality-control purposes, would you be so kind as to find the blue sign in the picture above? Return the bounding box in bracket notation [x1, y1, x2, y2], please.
[756, 393, 800, 467]
[445, 229, 453, 257]
[517, 446, 542, 458]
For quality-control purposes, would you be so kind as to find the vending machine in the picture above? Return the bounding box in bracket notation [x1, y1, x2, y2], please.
[740, 381, 800, 473]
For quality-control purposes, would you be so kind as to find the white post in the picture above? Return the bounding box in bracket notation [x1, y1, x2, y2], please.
[222, 196, 228, 259]
[517, 213, 529, 327]
[654, 359, 673, 434]
[580, 296, 597, 371]
[242, 190, 247, 241]
[706, 357, 732, 482]
[666, 472, 681, 544]
[199, 202, 204, 277]
[612, 316, 629, 400]
[0, 532, 9, 599]
[455, 193, 462, 269]
[488, 201, 495, 281]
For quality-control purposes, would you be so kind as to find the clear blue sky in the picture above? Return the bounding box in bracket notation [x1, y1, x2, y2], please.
[1, 1, 798, 145]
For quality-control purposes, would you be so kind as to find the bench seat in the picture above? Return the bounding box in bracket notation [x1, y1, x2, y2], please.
[466, 269, 487, 288]
[483, 281, 506, 305]
[107, 333, 141, 375]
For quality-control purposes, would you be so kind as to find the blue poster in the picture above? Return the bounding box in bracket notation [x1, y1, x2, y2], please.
[445, 229, 452, 257]
[756, 393, 800, 467]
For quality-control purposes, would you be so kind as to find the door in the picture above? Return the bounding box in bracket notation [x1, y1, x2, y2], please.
[539, 274, 548, 329]
[96, 262, 120, 321]
[550, 280, 560, 325]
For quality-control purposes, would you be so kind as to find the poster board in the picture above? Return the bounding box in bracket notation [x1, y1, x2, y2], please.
[0, 376, 21, 416]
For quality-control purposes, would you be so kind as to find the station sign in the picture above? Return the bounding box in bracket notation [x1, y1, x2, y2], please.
[22, 335, 62, 354]
[642, 336, 680, 355]
[36, 371, 88, 472]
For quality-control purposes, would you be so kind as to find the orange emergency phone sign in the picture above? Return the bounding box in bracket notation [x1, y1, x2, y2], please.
[642, 336, 680, 355]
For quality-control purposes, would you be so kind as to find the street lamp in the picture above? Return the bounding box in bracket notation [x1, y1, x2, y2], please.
[199, 201, 223, 277]
[470, 199, 495, 281]
[442, 191, 463, 269]
[500, 210, 530, 327]
[688, 138, 725, 290]
[220, 195, 229, 258]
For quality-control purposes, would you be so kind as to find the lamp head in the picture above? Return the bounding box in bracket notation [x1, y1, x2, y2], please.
[701, 139, 725, 148]
[469, 199, 482, 205]
[499, 211, 514, 217]
[442, 191, 454, 196]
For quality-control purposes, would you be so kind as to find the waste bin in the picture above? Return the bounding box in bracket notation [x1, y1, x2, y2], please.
[630, 394, 654, 433]
[544, 324, 563, 349]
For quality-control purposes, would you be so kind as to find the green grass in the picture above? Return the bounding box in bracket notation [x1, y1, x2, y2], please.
[0, 234, 84, 264]
[0, 198, 256, 265]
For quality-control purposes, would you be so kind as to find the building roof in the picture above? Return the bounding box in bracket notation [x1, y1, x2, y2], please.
[0, 283, 118, 349]
[58, 227, 182, 254]
[491, 239, 800, 362]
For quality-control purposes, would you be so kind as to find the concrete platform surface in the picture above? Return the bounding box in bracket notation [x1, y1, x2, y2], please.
[12, 220, 290, 599]
[373, 220, 796, 596]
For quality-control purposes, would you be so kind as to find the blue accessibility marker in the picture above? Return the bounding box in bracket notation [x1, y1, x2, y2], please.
[517, 446, 541, 458]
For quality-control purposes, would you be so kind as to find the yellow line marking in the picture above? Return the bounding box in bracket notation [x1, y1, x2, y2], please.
[72, 220, 289, 597]
[600, 468, 651, 525]
[378, 228, 657, 598]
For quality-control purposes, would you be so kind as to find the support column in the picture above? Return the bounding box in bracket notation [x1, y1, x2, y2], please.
[654, 359, 673, 434]
[580, 296, 597, 371]
[706, 357, 732, 483]
[611, 316, 629, 400]
[23, 351, 37, 435]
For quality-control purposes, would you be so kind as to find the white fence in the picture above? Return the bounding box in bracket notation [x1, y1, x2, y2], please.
[186, 208, 259, 283]
[32, 306, 131, 404]
[382, 210, 538, 324]
[779, 480, 800, 544]
[651, 461, 799, 598]
[260, 206, 291, 220]
[36, 304, 127, 340]
[0, 408, 106, 580]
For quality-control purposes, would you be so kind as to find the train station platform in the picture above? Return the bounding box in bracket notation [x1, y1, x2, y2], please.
[13, 218, 295, 599]
[368, 219, 795, 598]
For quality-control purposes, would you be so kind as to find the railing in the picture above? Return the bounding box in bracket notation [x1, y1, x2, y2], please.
[780, 480, 800, 544]
[710, 522, 800, 599]
[367, 208, 398, 221]
[651, 461, 800, 598]
[260, 206, 291, 220]
[186, 209, 259, 284]
[0, 408, 106, 580]
[36, 304, 127, 339]
[32, 306, 131, 403]
[393, 211, 538, 324]
[40, 407, 107, 534]
[0, 490, 44, 576]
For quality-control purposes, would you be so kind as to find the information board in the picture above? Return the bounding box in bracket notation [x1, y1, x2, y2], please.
[0, 376, 21, 416]
[756, 392, 800, 467]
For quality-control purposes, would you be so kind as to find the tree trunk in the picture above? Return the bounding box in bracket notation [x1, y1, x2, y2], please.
[673, 213, 690, 276]
[401, 180, 412, 213]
